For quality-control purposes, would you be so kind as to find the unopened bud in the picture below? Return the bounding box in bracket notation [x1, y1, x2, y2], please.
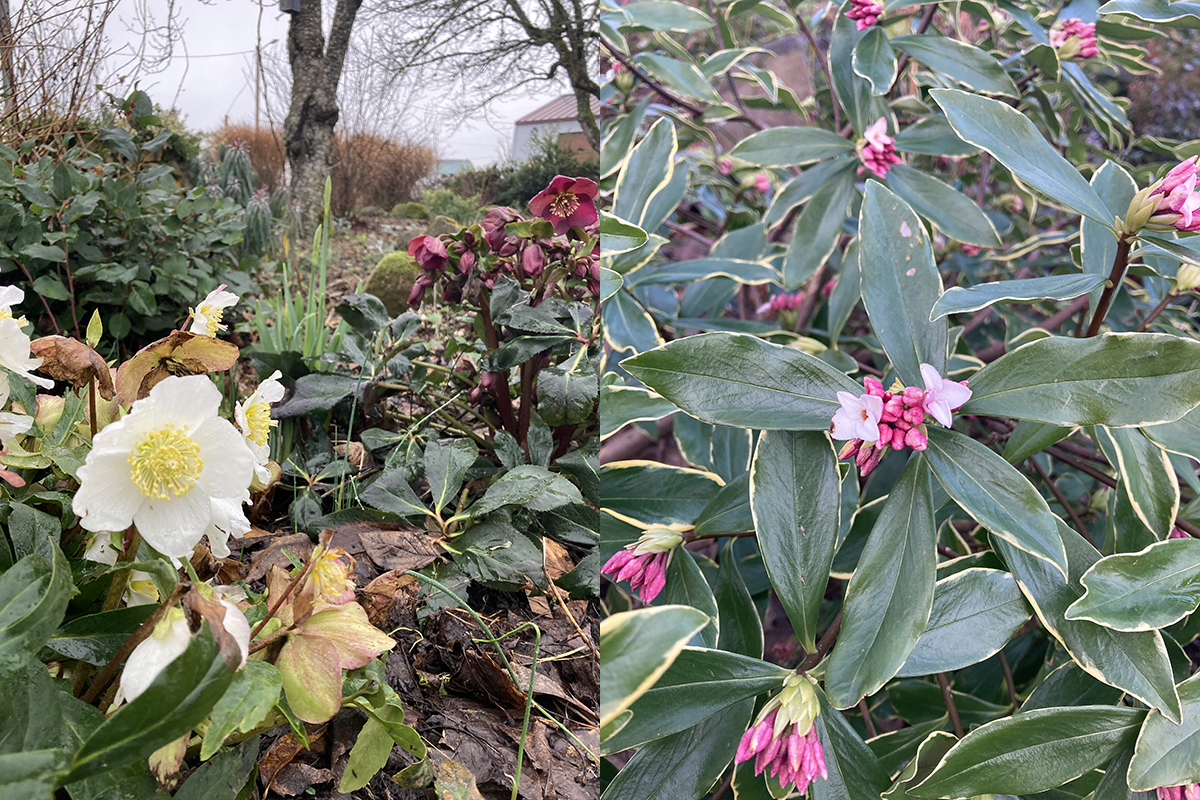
[1177, 263, 1200, 292]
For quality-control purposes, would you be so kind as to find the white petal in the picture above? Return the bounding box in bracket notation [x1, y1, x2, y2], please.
[74, 451, 142, 533]
[0, 411, 32, 445]
[140, 376, 222, 434]
[187, 315, 210, 336]
[830, 408, 858, 440]
[118, 615, 191, 703]
[133, 491, 211, 558]
[861, 394, 883, 421]
[82, 533, 119, 565]
[219, 599, 251, 668]
[205, 495, 250, 558]
[194, 417, 256, 499]
[0, 286, 24, 308]
[856, 417, 880, 443]
[258, 372, 286, 403]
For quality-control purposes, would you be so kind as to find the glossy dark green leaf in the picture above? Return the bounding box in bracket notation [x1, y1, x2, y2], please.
[1066, 539, 1200, 632]
[867, 717, 952, 777]
[68, 624, 235, 781]
[1003, 421, 1074, 464]
[600, 606, 710, 729]
[424, 438, 477, 514]
[994, 522, 1181, 723]
[200, 661, 281, 760]
[1128, 670, 1200, 790]
[892, 116, 978, 157]
[359, 466, 431, 518]
[829, 7, 887, 134]
[599, 386, 677, 440]
[812, 689, 892, 800]
[0, 749, 69, 800]
[1096, 0, 1200, 25]
[924, 427, 1067, 579]
[858, 180, 947, 386]
[600, 647, 788, 753]
[1021, 662, 1125, 712]
[634, 53, 722, 104]
[601, 698, 752, 800]
[728, 126, 855, 167]
[1092, 748, 1155, 800]
[604, 290, 663, 353]
[827, 238, 861, 346]
[622, 332, 860, 431]
[1081, 161, 1137, 320]
[692, 471, 754, 538]
[1143, 404, 1200, 463]
[613, 117, 677, 228]
[885, 164, 1000, 248]
[628, 258, 779, 287]
[782, 165, 857, 290]
[962, 334, 1200, 428]
[1094, 427, 1177, 539]
[623, 1, 714, 33]
[750, 431, 841, 651]
[930, 89, 1114, 227]
[891, 35, 1017, 96]
[931, 274, 1106, 320]
[47, 606, 156, 666]
[174, 736, 259, 800]
[897, 568, 1031, 676]
[826, 454, 936, 709]
[600, 461, 723, 527]
[909, 706, 1146, 797]
[715, 538, 763, 658]
[0, 544, 72, 677]
[665, 551, 719, 648]
[883, 731, 959, 800]
[889, 680, 1011, 728]
[853, 27, 896, 94]
[764, 156, 856, 227]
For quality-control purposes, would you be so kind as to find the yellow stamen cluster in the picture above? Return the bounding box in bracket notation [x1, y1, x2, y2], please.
[191, 304, 223, 336]
[128, 424, 203, 500]
[309, 546, 356, 604]
[244, 400, 273, 446]
[549, 191, 580, 218]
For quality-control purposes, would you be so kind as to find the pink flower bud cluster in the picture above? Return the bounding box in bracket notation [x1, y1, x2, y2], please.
[835, 377, 929, 476]
[601, 549, 670, 603]
[1049, 18, 1098, 59]
[859, 118, 901, 179]
[1148, 157, 1200, 233]
[1169, 528, 1191, 540]
[718, 158, 733, 176]
[762, 291, 804, 317]
[1157, 785, 1200, 800]
[735, 709, 827, 794]
[845, 0, 882, 30]
[754, 172, 772, 194]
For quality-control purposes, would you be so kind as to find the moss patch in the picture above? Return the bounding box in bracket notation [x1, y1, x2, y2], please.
[365, 251, 421, 316]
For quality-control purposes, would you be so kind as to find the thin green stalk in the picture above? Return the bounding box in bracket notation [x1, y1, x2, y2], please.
[476, 622, 541, 800]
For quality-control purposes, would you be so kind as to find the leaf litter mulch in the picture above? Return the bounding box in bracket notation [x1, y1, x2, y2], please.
[192, 519, 599, 800]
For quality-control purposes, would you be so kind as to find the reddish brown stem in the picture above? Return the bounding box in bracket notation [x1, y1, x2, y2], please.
[937, 672, 965, 738]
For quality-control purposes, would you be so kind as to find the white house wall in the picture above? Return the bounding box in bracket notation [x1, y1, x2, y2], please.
[512, 120, 584, 160]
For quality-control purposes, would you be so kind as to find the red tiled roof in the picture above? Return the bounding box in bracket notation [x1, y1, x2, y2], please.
[515, 94, 601, 125]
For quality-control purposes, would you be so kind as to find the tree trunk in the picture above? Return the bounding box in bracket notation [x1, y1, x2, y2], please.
[284, 0, 363, 238]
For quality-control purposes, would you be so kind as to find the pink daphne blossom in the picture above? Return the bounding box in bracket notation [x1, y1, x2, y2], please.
[920, 363, 972, 428]
[1157, 785, 1200, 800]
[735, 672, 827, 795]
[1148, 158, 1200, 233]
[1049, 18, 1098, 60]
[845, 0, 882, 30]
[601, 526, 684, 603]
[831, 391, 883, 443]
[858, 118, 902, 179]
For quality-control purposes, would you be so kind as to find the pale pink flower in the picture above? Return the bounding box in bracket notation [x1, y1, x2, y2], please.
[920, 363, 972, 428]
[831, 392, 883, 442]
[858, 118, 901, 179]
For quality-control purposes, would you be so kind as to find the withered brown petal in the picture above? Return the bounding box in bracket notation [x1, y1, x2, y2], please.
[115, 330, 239, 402]
[28, 336, 116, 399]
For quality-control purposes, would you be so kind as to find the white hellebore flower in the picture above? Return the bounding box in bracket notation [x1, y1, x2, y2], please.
[0, 285, 29, 324]
[114, 601, 251, 706]
[235, 370, 284, 482]
[189, 285, 239, 337]
[920, 363, 972, 428]
[0, 373, 32, 445]
[830, 391, 883, 442]
[73, 375, 255, 558]
[115, 608, 191, 705]
[0, 317, 52, 389]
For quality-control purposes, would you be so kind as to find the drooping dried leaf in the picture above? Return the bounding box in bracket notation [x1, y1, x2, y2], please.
[29, 336, 115, 399]
[114, 330, 239, 402]
[434, 759, 486, 800]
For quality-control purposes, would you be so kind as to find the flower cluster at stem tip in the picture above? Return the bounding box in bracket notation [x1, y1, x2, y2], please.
[601, 525, 685, 603]
[735, 672, 827, 795]
[1049, 18, 1098, 60]
[845, 0, 882, 30]
[1157, 786, 1200, 800]
[832, 363, 971, 476]
[859, 118, 901, 179]
[1124, 156, 1200, 236]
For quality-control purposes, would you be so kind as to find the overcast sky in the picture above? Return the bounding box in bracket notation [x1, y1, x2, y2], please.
[109, 0, 564, 165]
